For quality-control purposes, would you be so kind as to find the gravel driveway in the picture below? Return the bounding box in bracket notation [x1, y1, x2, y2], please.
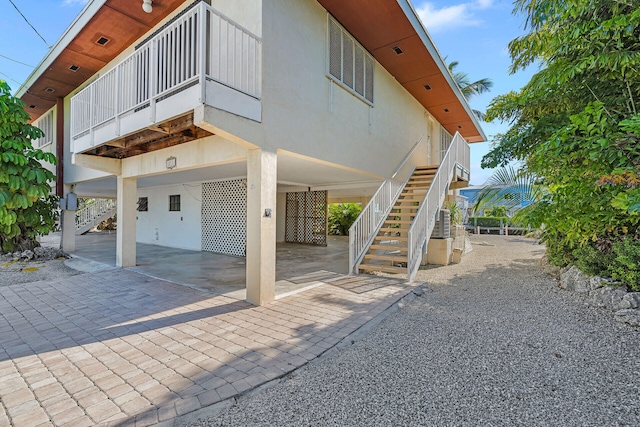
[190, 235, 640, 427]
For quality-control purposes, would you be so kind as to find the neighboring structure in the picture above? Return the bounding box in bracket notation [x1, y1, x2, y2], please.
[19, 0, 485, 305]
[460, 185, 533, 218]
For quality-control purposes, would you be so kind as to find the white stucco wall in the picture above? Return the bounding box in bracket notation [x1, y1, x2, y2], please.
[261, 0, 432, 177]
[136, 183, 202, 250]
[199, 0, 436, 179]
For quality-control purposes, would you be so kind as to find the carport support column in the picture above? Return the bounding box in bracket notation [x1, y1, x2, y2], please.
[116, 176, 137, 267]
[246, 149, 277, 306]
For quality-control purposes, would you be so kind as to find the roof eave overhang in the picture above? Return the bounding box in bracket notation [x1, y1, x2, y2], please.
[15, 0, 108, 99]
[399, 0, 487, 142]
[318, 0, 487, 143]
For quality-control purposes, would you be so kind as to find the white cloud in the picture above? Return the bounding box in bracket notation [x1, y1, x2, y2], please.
[415, 0, 495, 34]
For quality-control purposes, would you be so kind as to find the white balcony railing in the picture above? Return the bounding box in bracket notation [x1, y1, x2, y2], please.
[407, 132, 469, 281]
[71, 2, 261, 153]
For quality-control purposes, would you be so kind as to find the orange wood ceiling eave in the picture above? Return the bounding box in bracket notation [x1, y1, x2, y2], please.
[21, 0, 184, 122]
[317, 0, 484, 142]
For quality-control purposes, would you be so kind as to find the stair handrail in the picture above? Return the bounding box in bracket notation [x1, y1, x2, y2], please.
[75, 198, 117, 230]
[349, 138, 423, 274]
[406, 132, 469, 281]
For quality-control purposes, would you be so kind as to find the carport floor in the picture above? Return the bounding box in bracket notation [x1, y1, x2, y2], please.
[41, 232, 350, 299]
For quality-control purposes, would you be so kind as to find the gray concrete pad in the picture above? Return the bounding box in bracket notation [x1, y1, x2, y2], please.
[40, 232, 350, 299]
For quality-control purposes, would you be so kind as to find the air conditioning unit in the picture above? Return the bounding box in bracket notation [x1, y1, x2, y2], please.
[432, 209, 450, 239]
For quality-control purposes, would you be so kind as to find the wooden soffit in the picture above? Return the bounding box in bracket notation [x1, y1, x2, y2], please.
[317, 0, 485, 143]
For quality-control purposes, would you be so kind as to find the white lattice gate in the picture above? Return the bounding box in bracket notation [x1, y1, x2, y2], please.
[201, 179, 247, 256]
[285, 191, 327, 246]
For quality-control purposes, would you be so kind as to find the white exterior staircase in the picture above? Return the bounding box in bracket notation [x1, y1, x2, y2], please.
[349, 132, 470, 281]
[75, 199, 117, 235]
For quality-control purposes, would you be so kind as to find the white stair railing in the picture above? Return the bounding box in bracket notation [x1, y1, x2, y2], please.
[406, 132, 469, 281]
[348, 139, 424, 274]
[75, 199, 117, 231]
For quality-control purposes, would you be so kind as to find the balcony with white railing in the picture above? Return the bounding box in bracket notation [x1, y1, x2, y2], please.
[70, 2, 262, 155]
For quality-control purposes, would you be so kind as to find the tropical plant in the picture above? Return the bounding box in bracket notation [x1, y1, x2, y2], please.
[448, 60, 494, 120]
[482, 0, 640, 279]
[0, 80, 58, 252]
[328, 203, 362, 236]
[473, 165, 542, 226]
[444, 200, 463, 225]
[448, 61, 494, 99]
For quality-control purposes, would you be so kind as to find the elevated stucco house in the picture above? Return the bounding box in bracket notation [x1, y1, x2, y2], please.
[19, 0, 485, 305]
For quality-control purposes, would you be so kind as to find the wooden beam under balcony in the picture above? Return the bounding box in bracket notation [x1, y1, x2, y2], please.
[84, 113, 213, 159]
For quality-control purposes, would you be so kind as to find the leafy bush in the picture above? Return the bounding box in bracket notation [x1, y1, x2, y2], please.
[485, 205, 509, 217]
[328, 203, 362, 236]
[610, 238, 640, 291]
[469, 216, 510, 228]
[572, 244, 614, 277]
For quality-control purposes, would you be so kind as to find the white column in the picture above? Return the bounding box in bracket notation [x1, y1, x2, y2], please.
[246, 149, 277, 305]
[116, 176, 137, 267]
[60, 185, 76, 252]
[61, 211, 76, 252]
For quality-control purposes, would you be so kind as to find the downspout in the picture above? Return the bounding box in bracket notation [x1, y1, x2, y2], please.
[56, 97, 64, 197]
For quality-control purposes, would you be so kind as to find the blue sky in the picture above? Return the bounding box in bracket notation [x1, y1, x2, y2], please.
[0, 0, 536, 184]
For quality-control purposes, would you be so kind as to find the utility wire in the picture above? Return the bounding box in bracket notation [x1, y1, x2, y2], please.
[7, 0, 51, 48]
[0, 53, 34, 68]
[0, 70, 23, 86]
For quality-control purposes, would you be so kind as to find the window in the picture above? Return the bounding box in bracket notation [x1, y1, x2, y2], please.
[34, 110, 54, 148]
[328, 16, 374, 104]
[137, 197, 148, 212]
[169, 195, 181, 211]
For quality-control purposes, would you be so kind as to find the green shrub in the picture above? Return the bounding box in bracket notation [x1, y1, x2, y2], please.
[485, 205, 509, 217]
[469, 216, 510, 228]
[328, 203, 362, 236]
[572, 244, 614, 277]
[610, 238, 640, 291]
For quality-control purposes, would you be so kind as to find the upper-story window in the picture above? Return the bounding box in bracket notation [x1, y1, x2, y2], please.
[33, 109, 54, 148]
[328, 16, 374, 104]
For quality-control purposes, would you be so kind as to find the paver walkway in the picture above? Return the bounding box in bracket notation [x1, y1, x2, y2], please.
[0, 269, 415, 426]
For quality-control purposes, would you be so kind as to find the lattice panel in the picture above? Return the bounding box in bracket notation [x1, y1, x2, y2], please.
[202, 179, 247, 256]
[285, 191, 327, 246]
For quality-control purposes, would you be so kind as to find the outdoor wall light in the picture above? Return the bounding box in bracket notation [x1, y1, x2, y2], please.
[166, 156, 176, 169]
[142, 0, 152, 13]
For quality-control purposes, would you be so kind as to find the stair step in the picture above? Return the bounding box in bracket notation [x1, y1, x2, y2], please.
[368, 244, 408, 251]
[392, 205, 420, 210]
[387, 212, 415, 217]
[374, 236, 408, 242]
[358, 264, 407, 274]
[364, 254, 408, 262]
[379, 227, 408, 232]
[384, 219, 413, 225]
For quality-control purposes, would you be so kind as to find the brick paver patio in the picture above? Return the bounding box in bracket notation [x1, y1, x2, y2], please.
[0, 270, 415, 426]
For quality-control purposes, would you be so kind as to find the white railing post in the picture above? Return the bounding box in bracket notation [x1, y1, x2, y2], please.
[89, 84, 95, 147]
[199, 2, 207, 104]
[115, 64, 121, 137]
